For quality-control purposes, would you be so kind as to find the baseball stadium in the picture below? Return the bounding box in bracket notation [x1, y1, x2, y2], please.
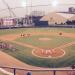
[0, 0, 75, 75]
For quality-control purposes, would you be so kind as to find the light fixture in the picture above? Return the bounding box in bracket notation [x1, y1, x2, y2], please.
[51, 0, 59, 7]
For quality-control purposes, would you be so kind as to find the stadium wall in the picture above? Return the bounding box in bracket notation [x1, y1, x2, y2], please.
[0, 66, 75, 75]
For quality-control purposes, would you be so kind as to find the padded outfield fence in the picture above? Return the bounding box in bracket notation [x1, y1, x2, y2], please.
[0, 66, 75, 75]
[0, 24, 75, 29]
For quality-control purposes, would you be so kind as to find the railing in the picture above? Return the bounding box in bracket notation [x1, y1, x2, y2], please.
[0, 66, 75, 75]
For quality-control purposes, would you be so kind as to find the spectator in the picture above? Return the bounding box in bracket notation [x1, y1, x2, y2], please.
[26, 72, 32, 75]
[71, 65, 75, 69]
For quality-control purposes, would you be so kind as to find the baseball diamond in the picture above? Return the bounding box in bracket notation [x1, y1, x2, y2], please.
[0, 28, 75, 68]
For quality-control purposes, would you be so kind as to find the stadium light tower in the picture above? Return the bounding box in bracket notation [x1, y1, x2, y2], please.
[26, 0, 28, 16]
[21, 0, 28, 15]
[30, 0, 33, 25]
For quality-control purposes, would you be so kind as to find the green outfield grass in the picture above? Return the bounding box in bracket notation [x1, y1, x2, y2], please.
[2, 41, 75, 68]
[0, 28, 75, 68]
[0, 28, 75, 35]
[15, 35, 75, 48]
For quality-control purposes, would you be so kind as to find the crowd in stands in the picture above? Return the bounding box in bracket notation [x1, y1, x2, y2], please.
[0, 15, 75, 28]
[66, 20, 75, 25]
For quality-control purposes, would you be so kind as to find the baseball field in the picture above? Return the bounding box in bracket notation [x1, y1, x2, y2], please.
[0, 28, 75, 68]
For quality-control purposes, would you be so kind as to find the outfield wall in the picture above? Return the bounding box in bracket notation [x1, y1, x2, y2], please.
[0, 24, 75, 29]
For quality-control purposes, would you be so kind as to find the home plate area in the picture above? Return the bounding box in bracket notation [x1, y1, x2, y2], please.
[32, 48, 65, 58]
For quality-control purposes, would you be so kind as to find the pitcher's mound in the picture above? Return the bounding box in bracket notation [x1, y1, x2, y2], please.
[39, 38, 51, 41]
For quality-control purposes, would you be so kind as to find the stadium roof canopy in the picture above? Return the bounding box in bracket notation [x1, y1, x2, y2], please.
[0, 0, 75, 18]
[0, 0, 32, 18]
[0, 0, 49, 18]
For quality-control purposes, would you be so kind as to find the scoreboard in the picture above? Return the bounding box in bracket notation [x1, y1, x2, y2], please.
[3, 18, 15, 26]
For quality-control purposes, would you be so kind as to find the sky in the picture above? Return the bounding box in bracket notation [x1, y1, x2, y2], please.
[0, 0, 75, 17]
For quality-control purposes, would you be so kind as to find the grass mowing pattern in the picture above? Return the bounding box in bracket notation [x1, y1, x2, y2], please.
[0, 28, 75, 35]
[2, 40, 75, 68]
[0, 28, 75, 68]
[15, 35, 75, 48]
